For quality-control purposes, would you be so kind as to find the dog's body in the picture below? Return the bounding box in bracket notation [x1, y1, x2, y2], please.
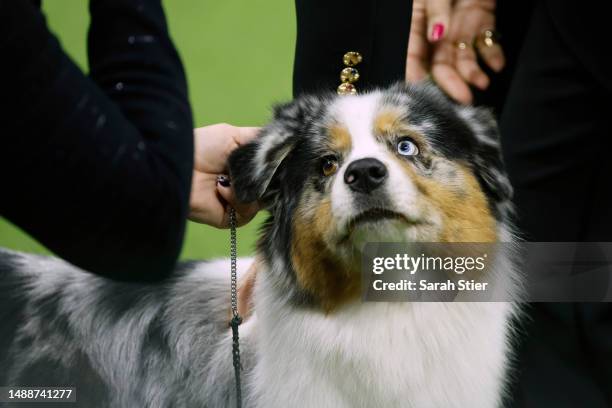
[0, 83, 520, 407]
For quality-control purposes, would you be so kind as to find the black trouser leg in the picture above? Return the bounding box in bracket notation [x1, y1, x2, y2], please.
[499, 1, 612, 406]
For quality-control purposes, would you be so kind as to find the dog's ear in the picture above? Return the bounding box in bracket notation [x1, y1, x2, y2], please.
[228, 126, 297, 203]
[458, 106, 513, 204]
[229, 100, 308, 204]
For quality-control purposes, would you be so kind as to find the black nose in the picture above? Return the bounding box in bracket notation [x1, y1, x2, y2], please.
[344, 158, 388, 194]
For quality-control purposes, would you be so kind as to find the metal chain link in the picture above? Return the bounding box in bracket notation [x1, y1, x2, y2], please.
[230, 207, 238, 318]
[228, 207, 243, 408]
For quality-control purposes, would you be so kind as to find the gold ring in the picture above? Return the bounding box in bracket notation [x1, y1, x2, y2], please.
[480, 29, 499, 47]
[456, 41, 470, 51]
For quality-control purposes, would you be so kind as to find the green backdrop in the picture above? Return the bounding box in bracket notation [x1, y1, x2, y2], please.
[0, 1, 296, 259]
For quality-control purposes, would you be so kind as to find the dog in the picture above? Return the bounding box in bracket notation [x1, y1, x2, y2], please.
[0, 82, 521, 407]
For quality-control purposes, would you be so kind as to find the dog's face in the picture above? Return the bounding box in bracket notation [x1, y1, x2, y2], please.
[229, 83, 512, 309]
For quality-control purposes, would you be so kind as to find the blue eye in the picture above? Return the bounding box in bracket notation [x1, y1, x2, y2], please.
[397, 139, 419, 156]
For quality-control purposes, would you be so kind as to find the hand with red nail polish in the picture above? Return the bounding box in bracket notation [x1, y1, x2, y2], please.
[189, 124, 261, 228]
[407, 0, 504, 105]
[407, 0, 452, 84]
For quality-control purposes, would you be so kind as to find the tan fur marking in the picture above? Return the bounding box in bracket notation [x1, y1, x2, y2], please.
[328, 124, 352, 153]
[374, 109, 405, 135]
[373, 109, 427, 148]
[237, 258, 259, 319]
[395, 158, 497, 243]
[291, 198, 360, 311]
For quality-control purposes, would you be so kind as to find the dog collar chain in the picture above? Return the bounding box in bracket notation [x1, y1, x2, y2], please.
[229, 207, 243, 408]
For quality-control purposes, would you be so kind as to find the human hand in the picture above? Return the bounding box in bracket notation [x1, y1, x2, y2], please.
[189, 124, 260, 228]
[406, 0, 504, 105]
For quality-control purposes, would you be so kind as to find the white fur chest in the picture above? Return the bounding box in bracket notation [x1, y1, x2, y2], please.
[248, 276, 514, 408]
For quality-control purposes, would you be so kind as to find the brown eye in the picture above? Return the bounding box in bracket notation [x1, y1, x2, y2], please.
[321, 156, 338, 176]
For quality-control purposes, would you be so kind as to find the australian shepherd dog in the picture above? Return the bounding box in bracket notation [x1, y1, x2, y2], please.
[0, 83, 521, 407]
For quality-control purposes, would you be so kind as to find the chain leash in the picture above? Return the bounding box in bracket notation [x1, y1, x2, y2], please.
[228, 207, 243, 408]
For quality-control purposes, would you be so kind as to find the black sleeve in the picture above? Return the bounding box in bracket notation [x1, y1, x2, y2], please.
[0, 0, 194, 281]
[293, 0, 413, 96]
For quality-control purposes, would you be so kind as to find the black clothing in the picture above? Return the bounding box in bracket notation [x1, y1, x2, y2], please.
[483, 1, 612, 406]
[293, 0, 413, 96]
[0, 0, 193, 281]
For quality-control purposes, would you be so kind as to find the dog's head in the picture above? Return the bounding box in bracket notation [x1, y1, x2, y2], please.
[229, 83, 513, 309]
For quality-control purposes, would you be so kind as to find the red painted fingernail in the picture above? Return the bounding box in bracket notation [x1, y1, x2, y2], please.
[431, 23, 445, 42]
